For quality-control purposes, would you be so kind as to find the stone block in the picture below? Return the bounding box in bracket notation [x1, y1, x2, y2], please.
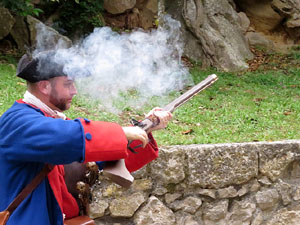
[259, 141, 300, 182]
[185, 143, 258, 189]
[151, 146, 186, 185]
[134, 196, 176, 225]
[109, 192, 146, 217]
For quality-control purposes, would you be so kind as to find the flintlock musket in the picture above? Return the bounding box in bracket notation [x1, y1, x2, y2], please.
[103, 74, 218, 188]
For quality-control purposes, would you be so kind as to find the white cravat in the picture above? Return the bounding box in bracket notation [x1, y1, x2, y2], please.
[23, 91, 67, 120]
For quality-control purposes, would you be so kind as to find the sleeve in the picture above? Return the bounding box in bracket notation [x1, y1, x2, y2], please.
[125, 132, 159, 172]
[1, 108, 128, 165]
[79, 118, 128, 163]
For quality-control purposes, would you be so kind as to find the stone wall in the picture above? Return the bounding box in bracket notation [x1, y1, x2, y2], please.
[89, 140, 300, 225]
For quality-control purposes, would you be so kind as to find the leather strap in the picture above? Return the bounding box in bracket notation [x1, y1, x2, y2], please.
[64, 215, 95, 225]
[5, 165, 53, 214]
[0, 210, 10, 225]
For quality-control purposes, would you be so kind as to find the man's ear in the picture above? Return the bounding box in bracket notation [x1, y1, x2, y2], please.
[37, 80, 52, 96]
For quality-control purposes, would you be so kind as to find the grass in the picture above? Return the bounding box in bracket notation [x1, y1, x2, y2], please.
[0, 49, 299, 146]
[156, 68, 300, 145]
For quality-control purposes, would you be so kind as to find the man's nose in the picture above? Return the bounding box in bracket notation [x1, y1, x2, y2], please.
[71, 84, 78, 95]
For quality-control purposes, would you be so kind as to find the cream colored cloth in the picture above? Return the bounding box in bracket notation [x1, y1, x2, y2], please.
[23, 90, 67, 120]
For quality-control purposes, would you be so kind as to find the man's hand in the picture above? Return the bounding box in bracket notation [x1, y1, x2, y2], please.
[146, 107, 173, 132]
[122, 126, 149, 148]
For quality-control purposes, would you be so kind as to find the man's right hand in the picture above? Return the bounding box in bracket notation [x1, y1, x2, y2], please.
[122, 126, 149, 148]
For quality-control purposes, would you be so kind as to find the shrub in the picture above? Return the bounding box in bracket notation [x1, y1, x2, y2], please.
[53, 0, 105, 37]
[0, 0, 43, 16]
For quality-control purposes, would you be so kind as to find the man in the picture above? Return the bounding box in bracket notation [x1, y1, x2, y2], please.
[0, 51, 172, 225]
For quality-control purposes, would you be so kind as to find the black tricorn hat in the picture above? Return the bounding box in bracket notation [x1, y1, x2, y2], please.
[16, 51, 67, 83]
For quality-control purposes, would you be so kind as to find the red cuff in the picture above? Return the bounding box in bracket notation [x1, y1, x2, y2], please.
[125, 133, 159, 172]
[79, 118, 128, 162]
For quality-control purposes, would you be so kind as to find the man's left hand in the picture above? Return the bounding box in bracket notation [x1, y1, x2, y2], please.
[146, 107, 173, 132]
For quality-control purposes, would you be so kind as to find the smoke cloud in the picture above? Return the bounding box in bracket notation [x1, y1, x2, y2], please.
[34, 15, 192, 113]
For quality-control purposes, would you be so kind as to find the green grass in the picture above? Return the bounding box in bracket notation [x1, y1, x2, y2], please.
[0, 52, 299, 146]
[154, 68, 300, 145]
[0, 64, 27, 114]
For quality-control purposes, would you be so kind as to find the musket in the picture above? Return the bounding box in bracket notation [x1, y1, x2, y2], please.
[132, 74, 218, 132]
[103, 74, 218, 188]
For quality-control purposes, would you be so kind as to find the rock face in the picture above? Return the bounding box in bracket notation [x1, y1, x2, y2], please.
[0, 7, 15, 40]
[10, 16, 30, 52]
[235, 0, 300, 50]
[103, 0, 158, 30]
[104, 0, 137, 14]
[88, 140, 300, 225]
[0, 8, 71, 54]
[27, 16, 72, 52]
[1, 0, 300, 71]
[164, 0, 254, 71]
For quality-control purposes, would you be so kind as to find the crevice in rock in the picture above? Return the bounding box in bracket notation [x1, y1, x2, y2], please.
[24, 17, 32, 50]
[257, 149, 261, 177]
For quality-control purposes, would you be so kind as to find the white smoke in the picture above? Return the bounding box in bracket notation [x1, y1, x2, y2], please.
[35, 15, 192, 113]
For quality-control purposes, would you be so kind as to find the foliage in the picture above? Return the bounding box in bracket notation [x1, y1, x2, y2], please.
[53, 0, 105, 36]
[0, 0, 105, 36]
[0, 0, 43, 16]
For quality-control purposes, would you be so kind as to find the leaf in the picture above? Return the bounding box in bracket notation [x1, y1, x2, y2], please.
[182, 129, 193, 135]
[253, 98, 264, 102]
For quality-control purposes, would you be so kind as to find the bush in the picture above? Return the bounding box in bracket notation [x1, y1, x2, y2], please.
[52, 0, 105, 37]
[0, 0, 43, 16]
[0, 0, 105, 37]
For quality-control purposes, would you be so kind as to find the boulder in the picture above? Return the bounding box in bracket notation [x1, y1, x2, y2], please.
[245, 32, 274, 49]
[27, 15, 72, 53]
[145, 0, 158, 14]
[10, 16, 30, 52]
[0, 7, 15, 39]
[104, 0, 136, 14]
[236, 0, 283, 31]
[238, 12, 250, 34]
[271, 0, 300, 40]
[139, 8, 155, 30]
[166, 0, 253, 71]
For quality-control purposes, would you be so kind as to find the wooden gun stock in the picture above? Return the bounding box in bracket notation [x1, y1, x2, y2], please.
[137, 74, 218, 132]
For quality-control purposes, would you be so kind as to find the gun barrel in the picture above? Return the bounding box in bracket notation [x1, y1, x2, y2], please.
[162, 74, 218, 112]
[138, 74, 218, 132]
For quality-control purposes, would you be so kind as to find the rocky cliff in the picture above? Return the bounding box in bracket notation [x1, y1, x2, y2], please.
[1, 0, 300, 72]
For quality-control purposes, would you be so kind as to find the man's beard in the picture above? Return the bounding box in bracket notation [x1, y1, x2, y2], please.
[49, 88, 68, 111]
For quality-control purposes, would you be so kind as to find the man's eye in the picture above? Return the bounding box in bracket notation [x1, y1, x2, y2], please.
[64, 82, 73, 87]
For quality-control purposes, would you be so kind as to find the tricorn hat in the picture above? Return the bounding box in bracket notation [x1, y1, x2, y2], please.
[16, 51, 67, 83]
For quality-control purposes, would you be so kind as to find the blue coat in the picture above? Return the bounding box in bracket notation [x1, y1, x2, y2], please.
[0, 100, 159, 224]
